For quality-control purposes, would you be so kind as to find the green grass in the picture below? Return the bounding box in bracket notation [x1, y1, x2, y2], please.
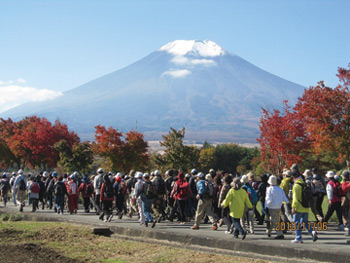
[0, 221, 272, 263]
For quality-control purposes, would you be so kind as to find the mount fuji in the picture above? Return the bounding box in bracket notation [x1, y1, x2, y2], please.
[1, 40, 305, 143]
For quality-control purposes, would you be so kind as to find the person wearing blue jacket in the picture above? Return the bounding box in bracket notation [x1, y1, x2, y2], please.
[191, 172, 218, 230]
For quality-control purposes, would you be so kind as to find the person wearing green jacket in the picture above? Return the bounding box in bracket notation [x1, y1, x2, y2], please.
[221, 178, 252, 239]
[290, 164, 318, 244]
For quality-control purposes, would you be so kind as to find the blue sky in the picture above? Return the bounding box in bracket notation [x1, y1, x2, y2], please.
[0, 0, 349, 112]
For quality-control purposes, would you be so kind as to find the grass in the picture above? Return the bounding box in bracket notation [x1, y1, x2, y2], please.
[0, 221, 272, 263]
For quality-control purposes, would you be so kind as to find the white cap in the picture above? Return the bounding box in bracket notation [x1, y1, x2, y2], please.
[326, 171, 334, 178]
[17, 169, 23, 174]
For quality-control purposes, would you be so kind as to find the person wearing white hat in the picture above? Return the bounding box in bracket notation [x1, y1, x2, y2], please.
[266, 175, 289, 239]
[324, 171, 344, 230]
[134, 172, 145, 225]
[13, 169, 27, 212]
[93, 168, 104, 215]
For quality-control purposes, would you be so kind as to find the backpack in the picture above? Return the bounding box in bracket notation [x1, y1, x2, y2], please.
[104, 183, 114, 198]
[296, 182, 312, 208]
[155, 177, 165, 195]
[19, 179, 26, 191]
[68, 181, 77, 195]
[204, 181, 214, 198]
[55, 182, 63, 196]
[247, 185, 258, 205]
[30, 182, 40, 194]
[86, 183, 94, 195]
[1, 179, 9, 192]
[117, 182, 127, 196]
[177, 181, 189, 199]
[144, 181, 156, 199]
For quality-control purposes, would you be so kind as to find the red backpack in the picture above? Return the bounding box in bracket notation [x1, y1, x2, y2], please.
[31, 182, 40, 194]
[177, 181, 189, 199]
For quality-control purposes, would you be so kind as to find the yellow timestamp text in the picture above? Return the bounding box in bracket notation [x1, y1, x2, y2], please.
[275, 222, 328, 231]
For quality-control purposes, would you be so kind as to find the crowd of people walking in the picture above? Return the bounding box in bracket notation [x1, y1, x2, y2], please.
[1, 164, 350, 244]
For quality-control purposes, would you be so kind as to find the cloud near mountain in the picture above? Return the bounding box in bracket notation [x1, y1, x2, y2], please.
[0, 79, 62, 113]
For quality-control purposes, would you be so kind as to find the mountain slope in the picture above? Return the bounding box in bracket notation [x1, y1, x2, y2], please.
[1, 40, 305, 142]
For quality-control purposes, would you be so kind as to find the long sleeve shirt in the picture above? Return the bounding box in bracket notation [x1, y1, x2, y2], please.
[265, 185, 289, 209]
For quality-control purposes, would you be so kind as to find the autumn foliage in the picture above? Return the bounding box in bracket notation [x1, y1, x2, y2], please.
[0, 116, 79, 169]
[258, 102, 309, 175]
[259, 64, 350, 173]
[93, 125, 149, 172]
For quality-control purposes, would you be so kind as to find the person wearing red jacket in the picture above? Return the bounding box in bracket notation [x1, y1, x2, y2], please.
[341, 171, 350, 234]
[324, 171, 344, 230]
[78, 176, 94, 213]
[66, 174, 78, 214]
[170, 172, 192, 224]
[99, 174, 114, 222]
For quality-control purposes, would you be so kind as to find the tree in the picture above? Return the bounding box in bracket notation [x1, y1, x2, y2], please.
[55, 140, 93, 174]
[258, 102, 309, 176]
[5, 116, 79, 169]
[93, 125, 124, 171]
[122, 130, 149, 171]
[295, 65, 350, 168]
[199, 147, 217, 172]
[159, 127, 198, 171]
[93, 126, 149, 172]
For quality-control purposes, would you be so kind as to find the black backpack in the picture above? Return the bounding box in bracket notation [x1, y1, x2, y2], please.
[144, 181, 156, 199]
[55, 182, 63, 196]
[104, 183, 114, 198]
[155, 177, 165, 195]
[296, 182, 312, 208]
[19, 179, 26, 191]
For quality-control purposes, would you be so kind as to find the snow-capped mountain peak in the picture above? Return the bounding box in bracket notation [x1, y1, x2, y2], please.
[159, 40, 225, 57]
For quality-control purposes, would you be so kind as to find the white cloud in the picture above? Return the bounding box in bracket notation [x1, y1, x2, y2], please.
[171, 56, 216, 66]
[162, 69, 191, 78]
[0, 80, 63, 113]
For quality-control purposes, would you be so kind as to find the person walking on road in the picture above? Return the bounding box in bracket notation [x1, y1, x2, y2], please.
[324, 171, 344, 230]
[265, 175, 289, 239]
[78, 175, 94, 213]
[54, 175, 68, 215]
[218, 174, 233, 234]
[290, 165, 318, 244]
[99, 174, 115, 222]
[221, 178, 252, 239]
[171, 172, 192, 224]
[1, 173, 10, 206]
[191, 172, 218, 231]
[13, 169, 27, 212]
[93, 168, 104, 215]
[141, 173, 156, 227]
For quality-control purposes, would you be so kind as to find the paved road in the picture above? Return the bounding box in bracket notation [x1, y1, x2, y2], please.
[1, 201, 350, 263]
